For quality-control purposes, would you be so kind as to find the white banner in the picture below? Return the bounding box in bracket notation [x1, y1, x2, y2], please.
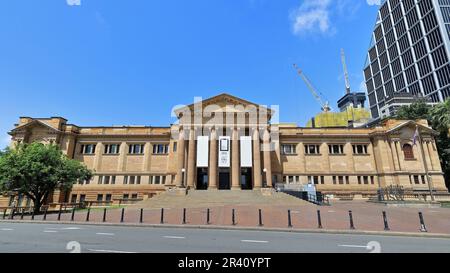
[218, 136, 230, 167]
[196, 136, 209, 167]
[240, 136, 253, 167]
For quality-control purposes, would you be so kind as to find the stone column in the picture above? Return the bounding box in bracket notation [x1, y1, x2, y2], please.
[231, 127, 240, 190]
[186, 128, 196, 189]
[263, 128, 272, 188]
[252, 128, 262, 189]
[209, 128, 218, 189]
[175, 127, 185, 187]
[142, 141, 151, 172]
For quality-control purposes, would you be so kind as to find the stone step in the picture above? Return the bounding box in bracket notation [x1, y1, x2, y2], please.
[131, 190, 313, 209]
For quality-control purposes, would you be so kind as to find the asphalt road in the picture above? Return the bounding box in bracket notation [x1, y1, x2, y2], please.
[0, 223, 450, 253]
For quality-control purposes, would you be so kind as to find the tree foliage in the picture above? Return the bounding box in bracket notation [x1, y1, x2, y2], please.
[394, 99, 450, 190]
[0, 143, 92, 213]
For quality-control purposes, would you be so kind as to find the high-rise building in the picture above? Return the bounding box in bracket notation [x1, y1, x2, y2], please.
[364, 0, 450, 121]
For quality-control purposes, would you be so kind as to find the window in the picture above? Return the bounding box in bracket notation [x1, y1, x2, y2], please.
[304, 144, 320, 155]
[131, 194, 138, 199]
[104, 176, 110, 185]
[413, 175, 420, 184]
[352, 144, 369, 155]
[281, 144, 296, 155]
[173, 142, 177, 152]
[98, 176, 103, 184]
[153, 144, 169, 154]
[80, 144, 96, 154]
[123, 194, 129, 200]
[71, 194, 77, 203]
[129, 144, 145, 154]
[328, 144, 344, 155]
[124, 176, 128, 184]
[97, 194, 103, 202]
[79, 195, 86, 203]
[403, 144, 415, 159]
[130, 176, 135, 185]
[105, 194, 112, 202]
[104, 144, 120, 155]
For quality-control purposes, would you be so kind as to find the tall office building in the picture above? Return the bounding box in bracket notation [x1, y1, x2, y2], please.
[364, 0, 450, 121]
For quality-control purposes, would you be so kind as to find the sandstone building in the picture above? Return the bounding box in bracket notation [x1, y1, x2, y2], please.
[1, 94, 447, 207]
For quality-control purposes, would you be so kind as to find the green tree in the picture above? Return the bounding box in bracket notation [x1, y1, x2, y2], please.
[395, 99, 431, 120]
[0, 143, 92, 213]
[394, 99, 450, 190]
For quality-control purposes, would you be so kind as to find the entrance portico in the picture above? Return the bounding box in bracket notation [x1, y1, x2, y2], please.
[173, 94, 275, 191]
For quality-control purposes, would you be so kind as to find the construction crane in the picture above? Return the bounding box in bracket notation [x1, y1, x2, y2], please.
[293, 64, 331, 112]
[341, 48, 351, 94]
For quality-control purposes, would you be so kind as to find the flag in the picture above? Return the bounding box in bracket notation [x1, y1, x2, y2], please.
[412, 127, 419, 145]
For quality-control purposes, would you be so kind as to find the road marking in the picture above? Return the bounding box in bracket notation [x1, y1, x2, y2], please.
[62, 227, 81, 230]
[328, 210, 335, 213]
[87, 249, 137, 254]
[338, 244, 368, 248]
[163, 236, 185, 239]
[241, 240, 269, 244]
[96, 233, 115, 236]
[44, 230, 58, 233]
[0, 228, 14, 231]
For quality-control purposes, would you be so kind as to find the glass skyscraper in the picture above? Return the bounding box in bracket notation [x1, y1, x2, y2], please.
[364, 0, 450, 121]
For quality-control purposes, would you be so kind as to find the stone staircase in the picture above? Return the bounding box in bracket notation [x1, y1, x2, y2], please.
[131, 190, 313, 209]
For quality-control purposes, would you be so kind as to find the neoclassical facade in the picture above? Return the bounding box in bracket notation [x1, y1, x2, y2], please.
[1, 94, 447, 206]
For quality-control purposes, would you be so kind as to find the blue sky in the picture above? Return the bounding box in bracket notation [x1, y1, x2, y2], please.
[0, 0, 382, 148]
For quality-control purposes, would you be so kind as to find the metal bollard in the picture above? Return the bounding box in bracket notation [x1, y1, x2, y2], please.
[21, 209, 25, 220]
[160, 208, 164, 224]
[419, 212, 427, 232]
[86, 208, 91, 222]
[57, 205, 62, 221]
[31, 210, 35, 220]
[349, 210, 355, 230]
[182, 208, 186, 225]
[9, 208, 15, 220]
[3, 209, 7, 219]
[288, 210, 293, 228]
[258, 209, 263, 227]
[103, 208, 107, 222]
[43, 207, 48, 221]
[232, 209, 236, 226]
[139, 208, 144, 224]
[71, 208, 75, 221]
[382, 211, 390, 231]
[317, 210, 323, 229]
[206, 208, 210, 225]
[120, 208, 125, 223]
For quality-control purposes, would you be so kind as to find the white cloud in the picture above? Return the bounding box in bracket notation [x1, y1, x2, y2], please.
[291, 0, 333, 36]
[291, 0, 380, 36]
[66, 0, 81, 6]
[366, 0, 382, 6]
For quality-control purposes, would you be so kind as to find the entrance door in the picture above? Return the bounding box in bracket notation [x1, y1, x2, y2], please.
[196, 168, 209, 190]
[219, 169, 231, 190]
[241, 168, 253, 190]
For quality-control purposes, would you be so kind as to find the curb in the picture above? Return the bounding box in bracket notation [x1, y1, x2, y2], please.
[2, 219, 450, 239]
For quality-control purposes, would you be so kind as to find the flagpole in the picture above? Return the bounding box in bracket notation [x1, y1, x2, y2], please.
[416, 125, 435, 202]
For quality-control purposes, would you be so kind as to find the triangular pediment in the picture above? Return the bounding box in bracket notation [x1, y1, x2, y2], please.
[174, 93, 273, 118]
[384, 120, 436, 138]
[9, 119, 62, 135]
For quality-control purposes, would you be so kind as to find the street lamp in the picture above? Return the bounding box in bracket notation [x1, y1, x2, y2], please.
[181, 168, 186, 188]
[263, 168, 267, 188]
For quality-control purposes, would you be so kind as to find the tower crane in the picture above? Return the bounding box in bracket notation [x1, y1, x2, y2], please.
[341, 48, 351, 94]
[293, 64, 331, 112]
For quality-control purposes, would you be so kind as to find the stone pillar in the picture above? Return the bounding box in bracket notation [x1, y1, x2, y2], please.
[209, 128, 218, 189]
[263, 128, 272, 188]
[94, 142, 103, 172]
[117, 142, 127, 172]
[186, 128, 196, 189]
[231, 127, 240, 190]
[142, 141, 151, 172]
[252, 128, 262, 189]
[175, 127, 185, 187]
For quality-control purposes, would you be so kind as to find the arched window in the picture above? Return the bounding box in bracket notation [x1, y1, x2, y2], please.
[403, 144, 414, 160]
